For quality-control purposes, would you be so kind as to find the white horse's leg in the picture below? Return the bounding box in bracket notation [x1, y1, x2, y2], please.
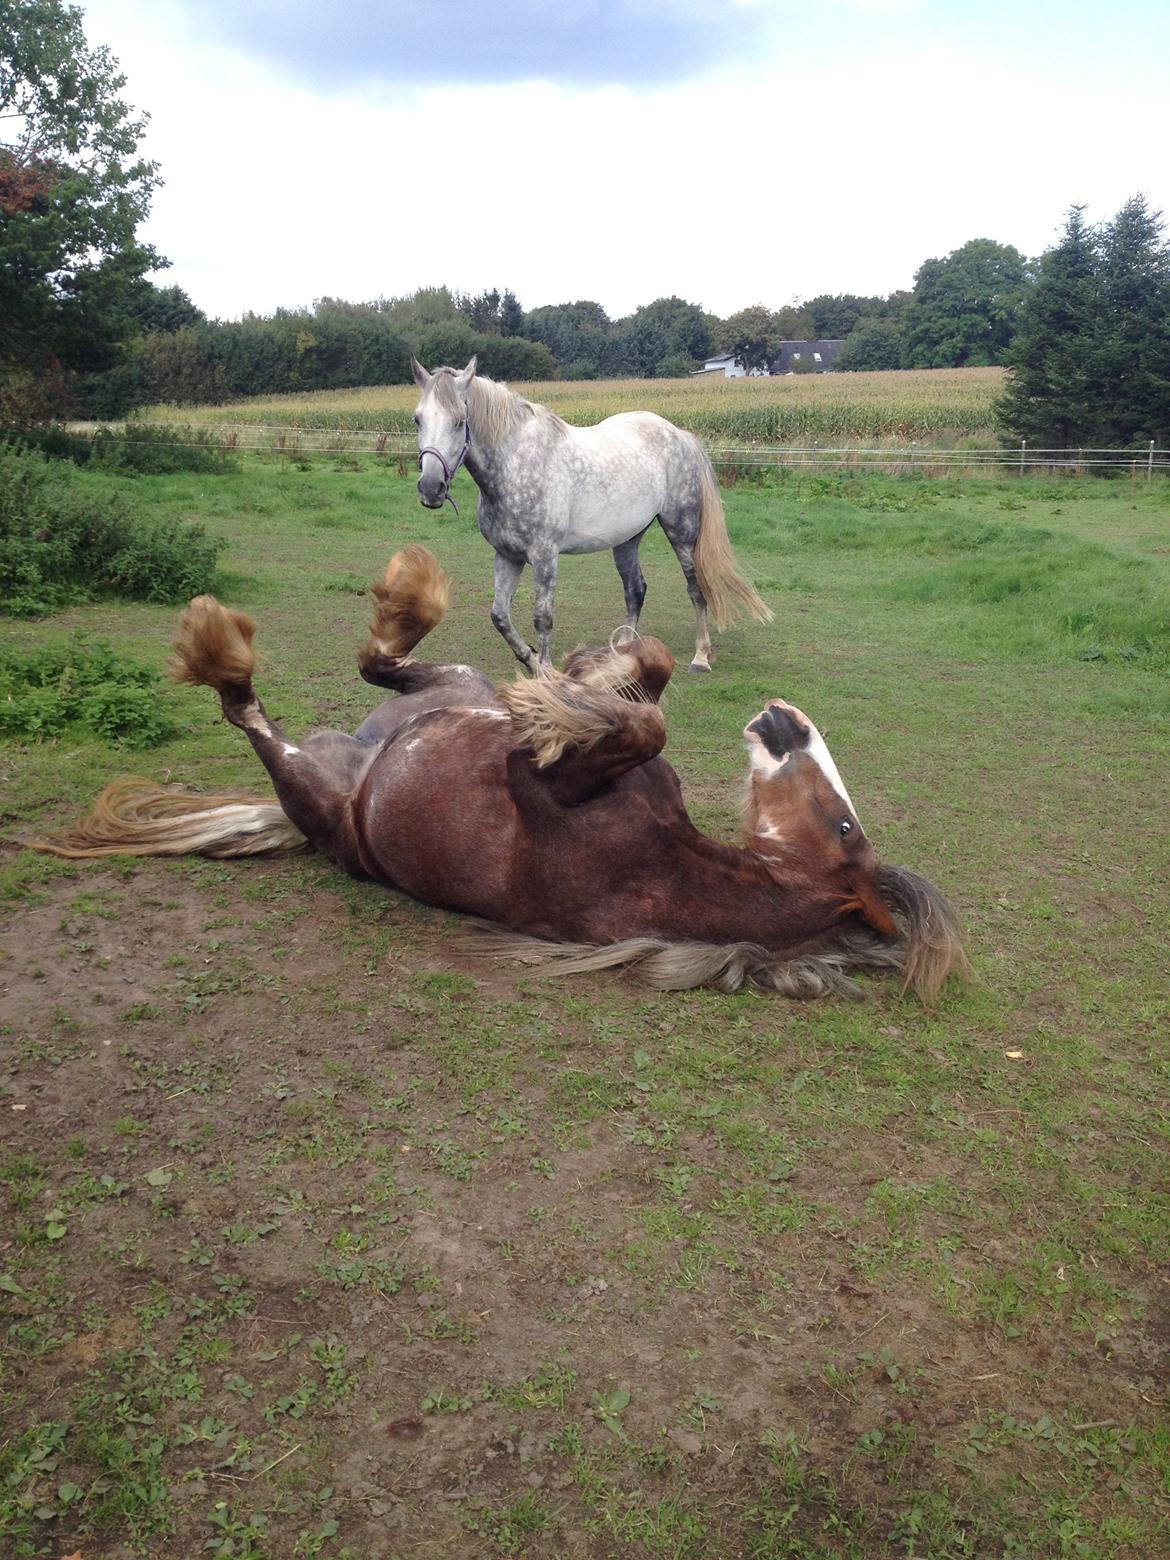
[491, 553, 538, 671]
[659, 521, 713, 673]
[613, 535, 648, 630]
[531, 550, 560, 669]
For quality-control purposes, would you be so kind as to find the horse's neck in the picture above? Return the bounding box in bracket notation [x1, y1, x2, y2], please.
[466, 386, 538, 496]
[669, 834, 842, 950]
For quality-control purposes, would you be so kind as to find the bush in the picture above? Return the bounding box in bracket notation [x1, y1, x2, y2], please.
[88, 423, 237, 475]
[0, 443, 225, 616]
[1, 426, 94, 465]
[0, 637, 177, 748]
[2, 423, 236, 474]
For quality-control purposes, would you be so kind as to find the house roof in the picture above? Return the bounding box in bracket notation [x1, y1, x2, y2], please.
[770, 339, 845, 373]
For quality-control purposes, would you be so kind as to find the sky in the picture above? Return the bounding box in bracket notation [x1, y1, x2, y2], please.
[78, 0, 1170, 324]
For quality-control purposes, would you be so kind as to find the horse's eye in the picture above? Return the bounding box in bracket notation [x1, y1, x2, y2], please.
[839, 818, 853, 838]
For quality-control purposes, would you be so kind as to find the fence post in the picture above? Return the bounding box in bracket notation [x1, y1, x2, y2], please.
[1149, 440, 1156, 479]
[1019, 439, 1026, 476]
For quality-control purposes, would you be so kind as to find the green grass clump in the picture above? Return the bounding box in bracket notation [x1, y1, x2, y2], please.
[0, 442, 225, 616]
[0, 636, 177, 748]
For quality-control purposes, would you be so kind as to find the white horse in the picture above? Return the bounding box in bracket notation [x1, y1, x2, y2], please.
[412, 357, 772, 672]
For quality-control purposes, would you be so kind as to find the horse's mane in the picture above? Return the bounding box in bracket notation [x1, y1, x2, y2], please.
[432, 368, 567, 446]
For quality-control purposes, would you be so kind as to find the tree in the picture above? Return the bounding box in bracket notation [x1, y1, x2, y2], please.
[902, 239, 1027, 368]
[836, 318, 906, 372]
[0, 0, 162, 416]
[804, 294, 879, 338]
[804, 292, 909, 338]
[375, 285, 459, 339]
[714, 305, 780, 374]
[127, 281, 204, 334]
[995, 206, 1099, 444]
[498, 288, 525, 336]
[524, 300, 612, 377]
[773, 303, 815, 342]
[997, 197, 1170, 448]
[1093, 195, 1170, 445]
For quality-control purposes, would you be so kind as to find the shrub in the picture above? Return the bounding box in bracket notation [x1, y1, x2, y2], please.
[87, 423, 237, 475]
[1, 426, 94, 465]
[3, 423, 238, 474]
[0, 637, 177, 748]
[0, 443, 224, 616]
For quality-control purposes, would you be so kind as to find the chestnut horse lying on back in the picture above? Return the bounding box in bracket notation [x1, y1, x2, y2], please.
[37, 547, 967, 1001]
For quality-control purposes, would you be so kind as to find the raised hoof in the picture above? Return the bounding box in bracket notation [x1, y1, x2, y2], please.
[688, 660, 712, 674]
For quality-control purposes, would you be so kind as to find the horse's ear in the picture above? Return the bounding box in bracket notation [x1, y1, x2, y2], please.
[456, 355, 478, 388]
[411, 356, 431, 389]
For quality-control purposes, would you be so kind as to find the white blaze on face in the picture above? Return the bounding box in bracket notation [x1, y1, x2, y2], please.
[789, 705, 860, 825]
[745, 701, 862, 828]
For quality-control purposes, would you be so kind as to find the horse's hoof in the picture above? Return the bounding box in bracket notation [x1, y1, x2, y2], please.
[688, 660, 712, 674]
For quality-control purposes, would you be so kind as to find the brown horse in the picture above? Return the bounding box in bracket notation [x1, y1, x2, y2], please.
[34, 547, 968, 1001]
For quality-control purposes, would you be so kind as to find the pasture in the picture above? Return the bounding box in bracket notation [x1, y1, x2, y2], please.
[133, 366, 1006, 446]
[1, 456, 1168, 1559]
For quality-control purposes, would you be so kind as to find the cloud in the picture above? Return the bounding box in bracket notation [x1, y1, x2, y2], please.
[171, 0, 779, 89]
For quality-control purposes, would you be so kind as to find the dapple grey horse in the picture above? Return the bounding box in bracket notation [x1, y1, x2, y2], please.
[412, 357, 772, 672]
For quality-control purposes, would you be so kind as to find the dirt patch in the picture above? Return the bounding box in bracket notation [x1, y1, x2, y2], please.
[1, 853, 1166, 1558]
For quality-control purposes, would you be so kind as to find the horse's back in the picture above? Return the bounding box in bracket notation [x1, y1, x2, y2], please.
[547, 412, 702, 549]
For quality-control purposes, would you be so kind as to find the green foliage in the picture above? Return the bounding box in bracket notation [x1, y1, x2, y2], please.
[0, 0, 161, 416]
[903, 237, 1028, 368]
[713, 304, 784, 374]
[88, 422, 236, 474]
[524, 299, 613, 376]
[611, 296, 713, 377]
[455, 285, 525, 336]
[2, 421, 232, 472]
[804, 290, 910, 338]
[0, 634, 177, 747]
[0, 442, 223, 614]
[836, 317, 906, 372]
[997, 197, 1170, 447]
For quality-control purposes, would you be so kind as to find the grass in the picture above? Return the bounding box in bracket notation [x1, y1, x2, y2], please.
[0, 454, 1168, 1558]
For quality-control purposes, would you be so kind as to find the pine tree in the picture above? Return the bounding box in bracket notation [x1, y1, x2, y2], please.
[997, 197, 1170, 449]
[1092, 195, 1170, 445]
[996, 206, 1099, 446]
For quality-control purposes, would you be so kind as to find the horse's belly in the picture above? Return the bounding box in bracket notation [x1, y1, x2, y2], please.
[560, 483, 664, 553]
[354, 712, 520, 914]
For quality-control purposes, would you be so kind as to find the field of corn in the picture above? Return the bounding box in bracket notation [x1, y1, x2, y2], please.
[136, 366, 1005, 447]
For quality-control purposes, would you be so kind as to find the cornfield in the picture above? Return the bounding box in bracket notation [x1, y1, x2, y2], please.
[136, 367, 1005, 447]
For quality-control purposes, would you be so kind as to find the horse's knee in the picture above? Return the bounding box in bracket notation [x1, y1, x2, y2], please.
[490, 605, 511, 635]
[534, 607, 553, 636]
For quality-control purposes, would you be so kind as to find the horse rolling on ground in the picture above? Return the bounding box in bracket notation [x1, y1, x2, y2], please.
[412, 356, 773, 674]
[34, 547, 968, 1002]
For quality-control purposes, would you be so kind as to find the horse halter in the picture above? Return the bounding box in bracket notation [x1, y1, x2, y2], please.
[417, 403, 470, 515]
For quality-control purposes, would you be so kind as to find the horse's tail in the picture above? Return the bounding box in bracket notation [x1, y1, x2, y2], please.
[27, 778, 308, 860]
[692, 445, 774, 630]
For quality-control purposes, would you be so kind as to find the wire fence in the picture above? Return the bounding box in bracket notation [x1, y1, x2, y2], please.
[78, 424, 1170, 477]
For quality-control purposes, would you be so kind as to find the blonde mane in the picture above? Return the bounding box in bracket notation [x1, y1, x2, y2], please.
[432, 368, 566, 447]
